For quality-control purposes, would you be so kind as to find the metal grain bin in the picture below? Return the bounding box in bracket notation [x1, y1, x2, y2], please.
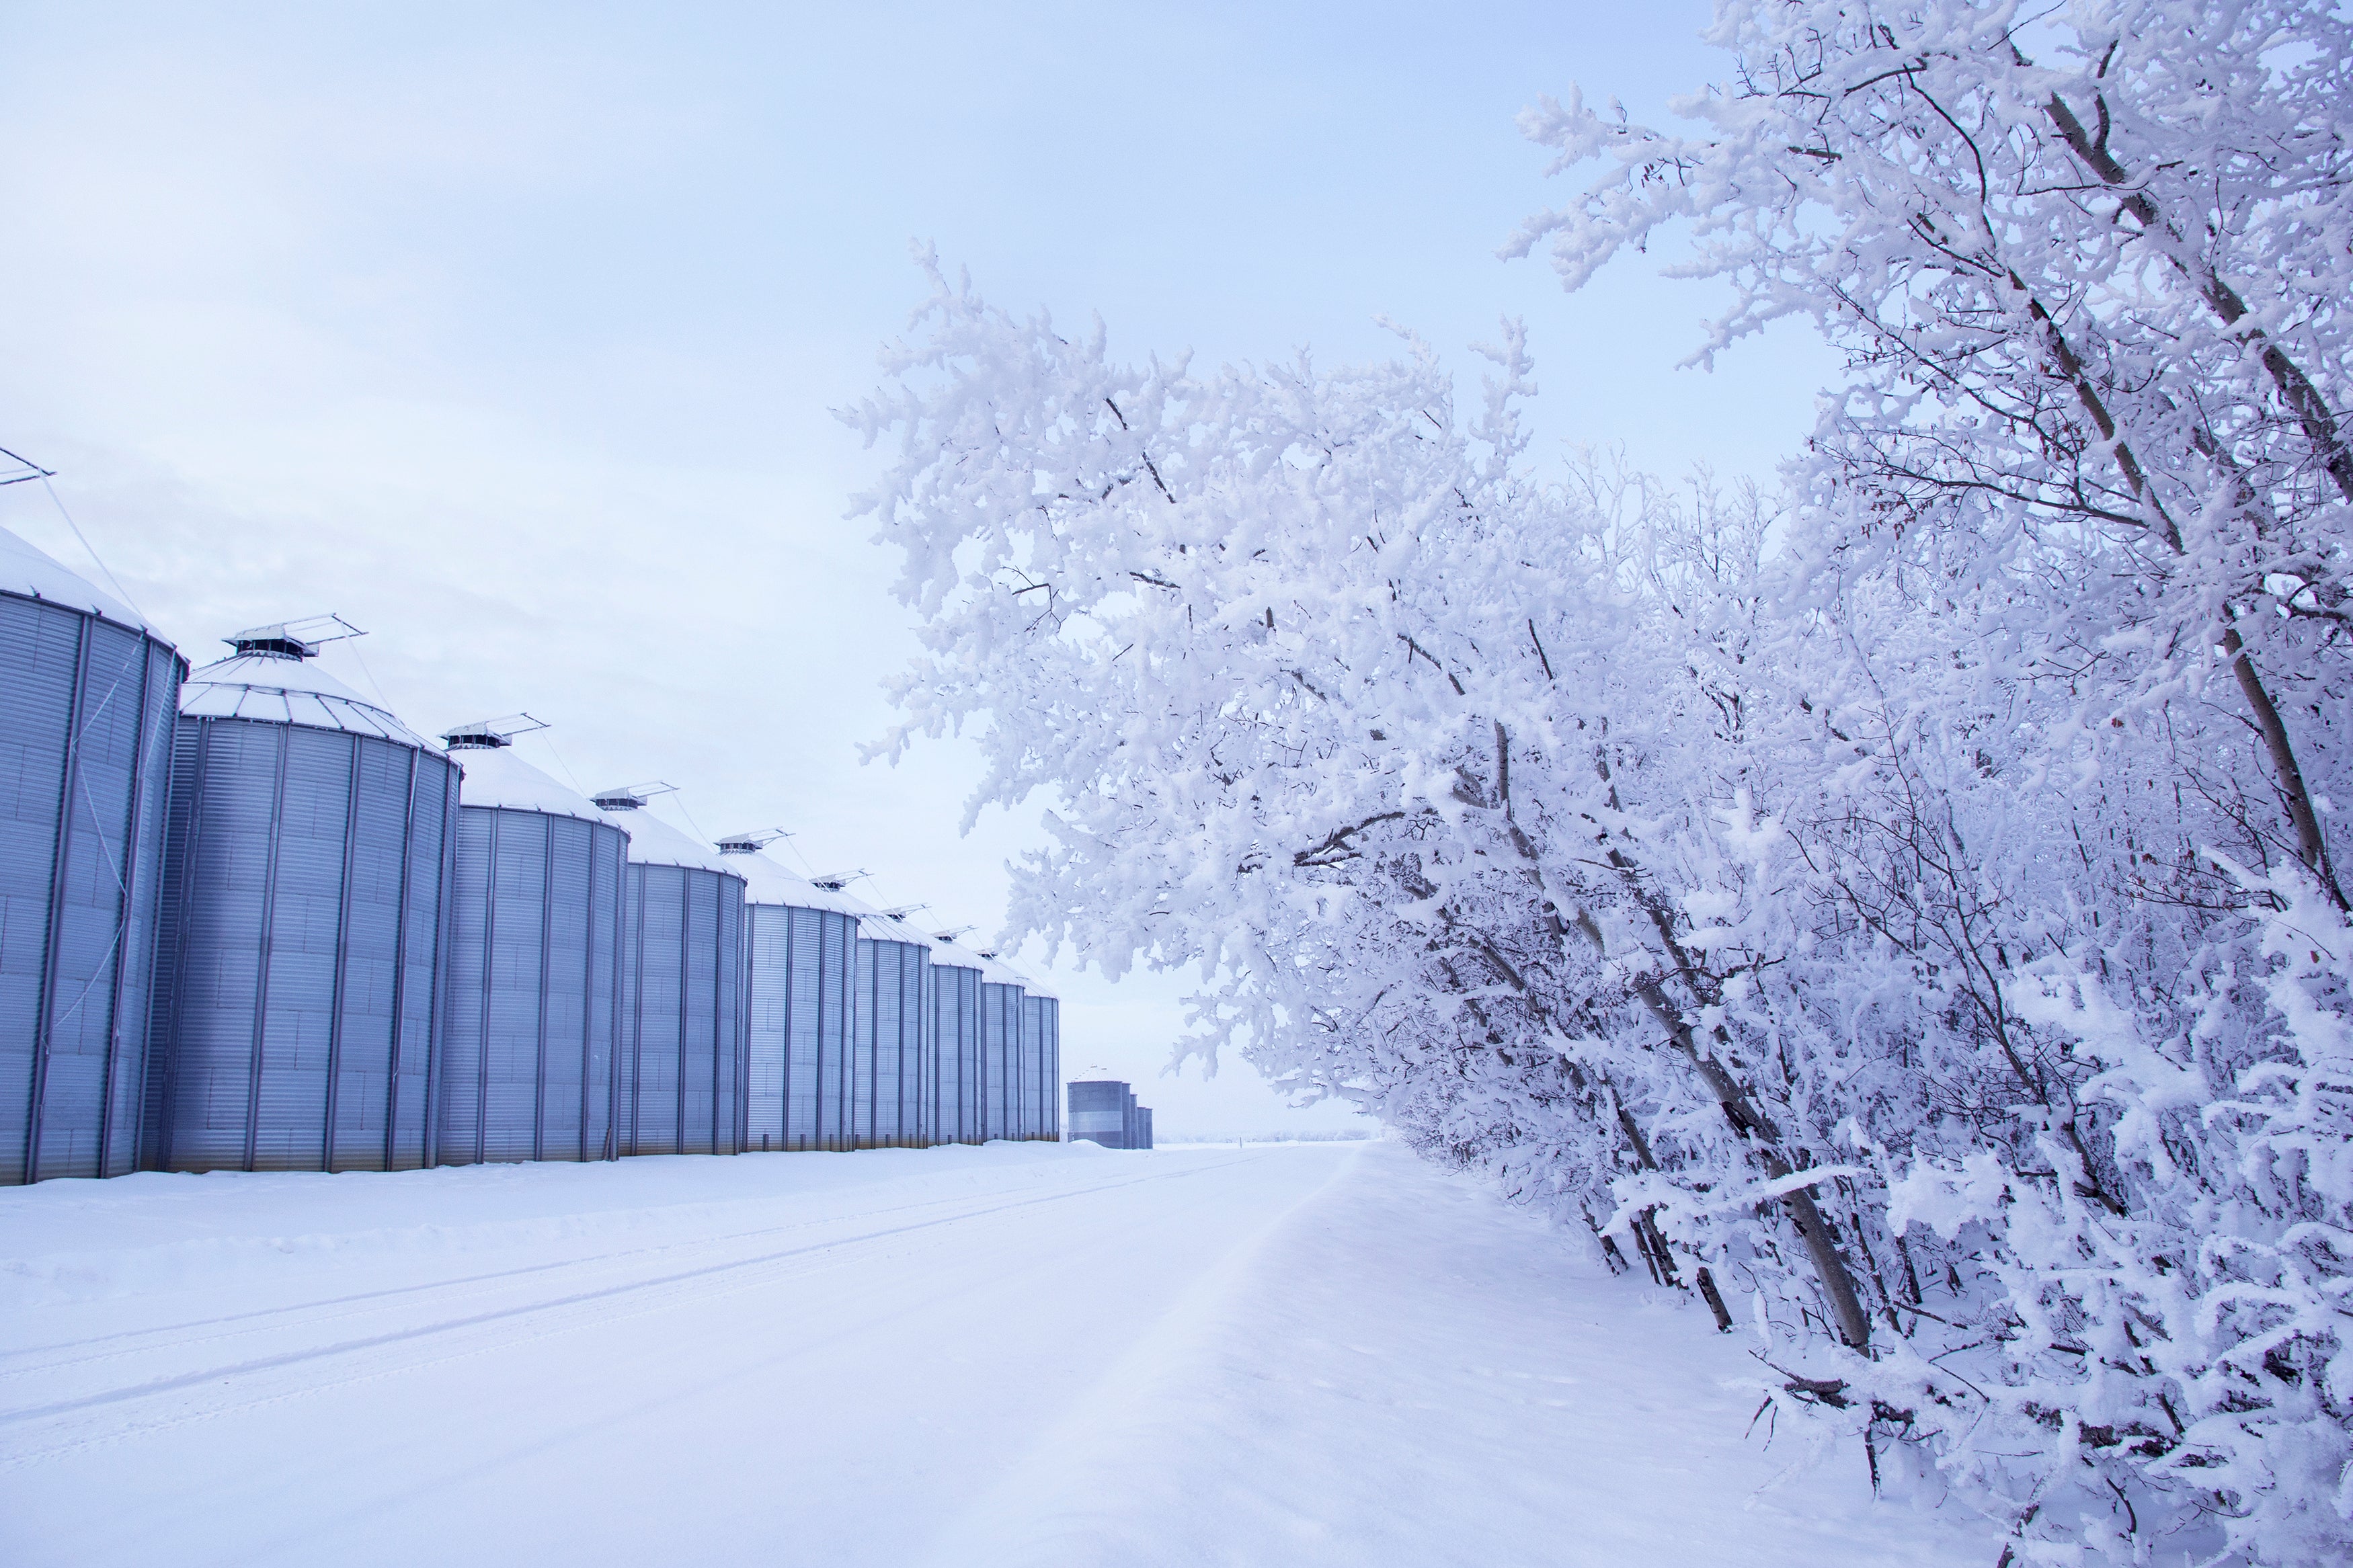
[1123, 1086, 1138, 1148]
[144, 622, 456, 1173]
[853, 907, 932, 1149]
[1066, 1079, 1128, 1149]
[973, 950, 1027, 1142]
[1, 524, 183, 1184]
[926, 934, 987, 1147]
[721, 837, 855, 1153]
[595, 787, 744, 1158]
[1021, 986, 1062, 1143]
[1139, 1106, 1154, 1150]
[438, 729, 627, 1165]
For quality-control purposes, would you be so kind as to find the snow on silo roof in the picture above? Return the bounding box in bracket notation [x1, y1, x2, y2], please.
[447, 742, 616, 828]
[715, 840, 871, 917]
[1, 520, 154, 634]
[180, 627, 429, 744]
[590, 784, 736, 874]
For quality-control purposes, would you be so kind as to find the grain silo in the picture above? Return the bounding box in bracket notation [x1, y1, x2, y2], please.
[437, 723, 628, 1165]
[144, 619, 456, 1174]
[1, 523, 184, 1184]
[1139, 1106, 1154, 1149]
[1020, 981, 1062, 1143]
[594, 786, 744, 1158]
[973, 949, 1027, 1142]
[852, 902, 934, 1149]
[1066, 1079, 1129, 1149]
[926, 933, 987, 1146]
[719, 835, 856, 1153]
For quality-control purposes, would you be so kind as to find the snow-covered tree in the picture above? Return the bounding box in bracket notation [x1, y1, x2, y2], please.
[846, 5, 2353, 1562]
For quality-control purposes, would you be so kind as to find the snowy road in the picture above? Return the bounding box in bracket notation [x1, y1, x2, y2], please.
[0, 1142, 1993, 1567]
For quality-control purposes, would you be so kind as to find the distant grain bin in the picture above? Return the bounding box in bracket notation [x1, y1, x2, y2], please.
[1019, 981, 1061, 1143]
[854, 905, 933, 1148]
[926, 933, 987, 1146]
[595, 785, 744, 1158]
[1138, 1106, 1154, 1149]
[973, 950, 1027, 1141]
[1, 524, 184, 1184]
[437, 723, 627, 1165]
[1066, 1079, 1129, 1149]
[720, 835, 855, 1153]
[144, 619, 456, 1173]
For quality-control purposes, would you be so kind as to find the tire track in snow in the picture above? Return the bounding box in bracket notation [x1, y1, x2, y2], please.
[0, 1164, 1180, 1376]
[0, 1155, 1266, 1462]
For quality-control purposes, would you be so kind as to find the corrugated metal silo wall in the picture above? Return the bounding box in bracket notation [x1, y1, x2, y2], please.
[743, 903, 854, 1153]
[616, 864, 745, 1157]
[143, 717, 456, 1173]
[1041, 998, 1061, 1140]
[930, 964, 980, 1145]
[438, 806, 627, 1165]
[1021, 994, 1064, 1142]
[1140, 1106, 1153, 1149]
[1065, 1079, 1127, 1148]
[0, 595, 182, 1184]
[1019, 995, 1045, 1141]
[978, 981, 1025, 1141]
[852, 937, 929, 1148]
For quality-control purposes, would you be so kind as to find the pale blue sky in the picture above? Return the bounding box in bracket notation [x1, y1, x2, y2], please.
[0, 3, 1833, 1132]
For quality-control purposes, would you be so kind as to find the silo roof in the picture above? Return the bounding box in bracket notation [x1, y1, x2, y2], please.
[961, 945, 1028, 989]
[925, 934, 990, 975]
[181, 653, 429, 744]
[1, 522, 155, 634]
[450, 745, 614, 828]
[724, 848, 870, 916]
[857, 906, 937, 950]
[599, 802, 737, 875]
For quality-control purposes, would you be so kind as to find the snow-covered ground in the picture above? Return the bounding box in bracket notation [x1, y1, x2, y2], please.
[0, 1141, 1996, 1566]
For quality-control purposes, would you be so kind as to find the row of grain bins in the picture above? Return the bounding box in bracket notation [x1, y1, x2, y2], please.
[1, 522, 1078, 1184]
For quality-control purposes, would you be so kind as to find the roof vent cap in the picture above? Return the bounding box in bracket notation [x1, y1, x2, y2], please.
[591, 780, 675, 812]
[227, 613, 362, 661]
[716, 827, 791, 854]
[442, 712, 546, 752]
[807, 869, 867, 892]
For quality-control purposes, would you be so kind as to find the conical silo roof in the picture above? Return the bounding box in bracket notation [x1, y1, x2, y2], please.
[858, 904, 937, 950]
[590, 791, 735, 875]
[963, 944, 1029, 989]
[927, 933, 992, 975]
[448, 744, 615, 828]
[0, 521, 151, 633]
[181, 630, 426, 743]
[713, 843, 869, 917]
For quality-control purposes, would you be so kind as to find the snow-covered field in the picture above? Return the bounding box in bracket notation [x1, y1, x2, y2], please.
[1, 1141, 1995, 1566]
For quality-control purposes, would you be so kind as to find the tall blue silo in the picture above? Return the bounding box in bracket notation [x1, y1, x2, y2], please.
[595, 786, 744, 1158]
[926, 934, 986, 1146]
[1021, 983, 1062, 1142]
[853, 905, 933, 1148]
[721, 836, 855, 1153]
[1, 524, 184, 1184]
[973, 950, 1027, 1142]
[144, 620, 456, 1173]
[438, 725, 627, 1165]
